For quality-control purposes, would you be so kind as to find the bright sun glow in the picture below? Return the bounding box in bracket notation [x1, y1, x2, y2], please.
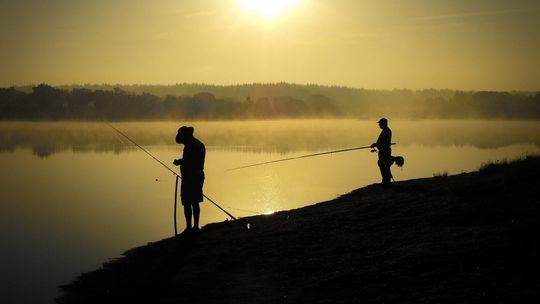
[237, 0, 300, 20]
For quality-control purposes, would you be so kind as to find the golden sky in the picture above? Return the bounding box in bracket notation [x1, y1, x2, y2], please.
[1, 0, 539, 90]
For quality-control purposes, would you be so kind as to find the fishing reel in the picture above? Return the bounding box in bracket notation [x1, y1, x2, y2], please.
[370, 148, 378, 153]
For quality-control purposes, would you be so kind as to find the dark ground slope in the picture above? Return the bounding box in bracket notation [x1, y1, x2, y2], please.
[58, 157, 540, 303]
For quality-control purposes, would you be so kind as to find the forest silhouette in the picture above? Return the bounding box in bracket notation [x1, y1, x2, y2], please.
[1, 83, 539, 120]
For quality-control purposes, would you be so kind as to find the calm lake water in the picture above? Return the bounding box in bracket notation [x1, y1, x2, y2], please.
[1, 119, 540, 303]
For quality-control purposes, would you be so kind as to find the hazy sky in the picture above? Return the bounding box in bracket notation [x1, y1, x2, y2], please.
[1, 0, 539, 90]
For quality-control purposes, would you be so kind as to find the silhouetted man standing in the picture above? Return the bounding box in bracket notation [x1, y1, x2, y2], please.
[173, 126, 206, 233]
[371, 118, 393, 185]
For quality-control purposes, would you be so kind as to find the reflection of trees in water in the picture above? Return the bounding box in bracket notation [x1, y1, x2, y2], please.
[33, 144, 55, 158]
[1, 120, 539, 158]
[395, 120, 540, 150]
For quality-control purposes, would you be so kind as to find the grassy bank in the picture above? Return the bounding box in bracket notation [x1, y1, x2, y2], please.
[58, 156, 540, 303]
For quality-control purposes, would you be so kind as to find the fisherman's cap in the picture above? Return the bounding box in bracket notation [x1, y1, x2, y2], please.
[177, 126, 194, 137]
[377, 118, 388, 124]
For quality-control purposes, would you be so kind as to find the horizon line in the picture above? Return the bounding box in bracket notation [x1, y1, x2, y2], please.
[2, 82, 538, 93]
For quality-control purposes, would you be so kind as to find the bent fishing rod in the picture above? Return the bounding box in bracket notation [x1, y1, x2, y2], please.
[106, 123, 250, 231]
[228, 143, 396, 171]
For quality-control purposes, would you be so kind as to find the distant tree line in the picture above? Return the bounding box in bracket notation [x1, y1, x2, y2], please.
[1, 83, 539, 120]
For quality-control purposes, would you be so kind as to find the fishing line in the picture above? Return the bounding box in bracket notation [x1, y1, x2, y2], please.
[225, 206, 269, 215]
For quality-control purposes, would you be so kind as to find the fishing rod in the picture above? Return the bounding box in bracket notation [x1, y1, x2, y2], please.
[227, 143, 396, 171]
[106, 123, 250, 232]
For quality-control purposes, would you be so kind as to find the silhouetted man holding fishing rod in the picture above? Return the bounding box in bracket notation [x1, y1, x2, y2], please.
[371, 118, 393, 186]
[173, 126, 206, 233]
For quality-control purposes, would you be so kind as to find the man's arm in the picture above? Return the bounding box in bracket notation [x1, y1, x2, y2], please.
[371, 131, 383, 148]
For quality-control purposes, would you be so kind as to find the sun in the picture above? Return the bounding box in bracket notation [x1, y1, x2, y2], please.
[237, 0, 300, 20]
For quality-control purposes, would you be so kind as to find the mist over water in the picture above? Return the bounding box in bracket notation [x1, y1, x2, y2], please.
[1, 120, 539, 157]
[1, 119, 540, 304]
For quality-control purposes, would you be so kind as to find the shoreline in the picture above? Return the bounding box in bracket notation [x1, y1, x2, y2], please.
[57, 157, 540, 303]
